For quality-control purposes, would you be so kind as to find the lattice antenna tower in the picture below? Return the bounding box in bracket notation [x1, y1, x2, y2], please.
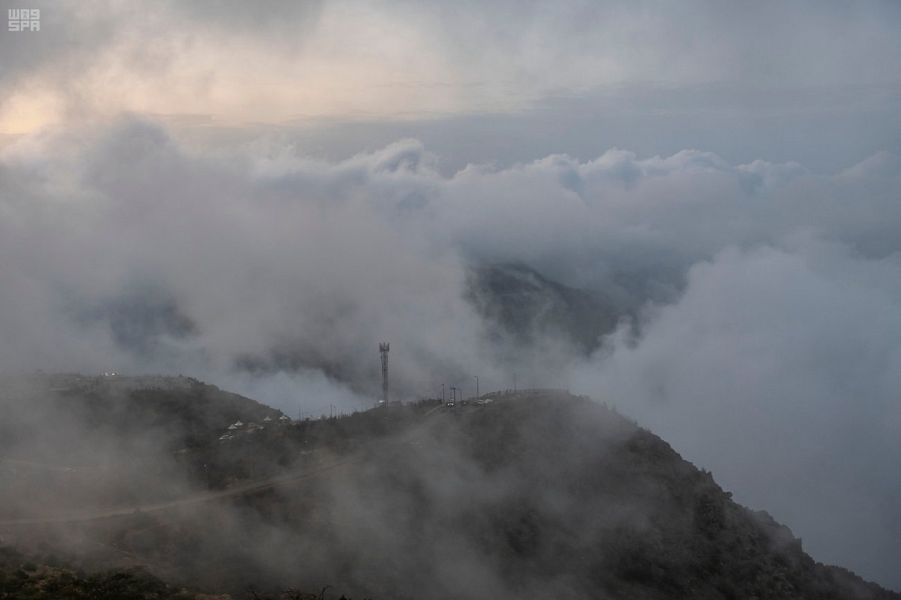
[379, 342, 390, 406]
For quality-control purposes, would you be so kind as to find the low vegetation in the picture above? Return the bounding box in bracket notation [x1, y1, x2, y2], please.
[0, 377, 897, 599]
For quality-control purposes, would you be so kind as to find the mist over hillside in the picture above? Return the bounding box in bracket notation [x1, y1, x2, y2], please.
[466, 263, 625, 357]
[1, 379, 897, 600]
[2, 0, 901, 592]
[2, 118, 901, 589]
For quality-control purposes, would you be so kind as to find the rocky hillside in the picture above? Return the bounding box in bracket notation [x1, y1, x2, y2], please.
[0, 380, 897, 600]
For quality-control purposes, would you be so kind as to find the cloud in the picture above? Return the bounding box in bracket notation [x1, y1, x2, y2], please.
[2, 0, 900, 589]
[1, 116, 901, 586]
[3, 0, 901, 133]
[572, 241, 901, 586]
[0, 120, 496, 405]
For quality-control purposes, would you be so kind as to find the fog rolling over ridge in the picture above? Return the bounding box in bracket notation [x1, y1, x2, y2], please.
[2, 382, 898, 599]
[2, 0, 901, 592]
[2, 119, 901, 589]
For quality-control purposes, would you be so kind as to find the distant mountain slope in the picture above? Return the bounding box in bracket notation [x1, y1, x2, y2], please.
[466, 263, 624, 354]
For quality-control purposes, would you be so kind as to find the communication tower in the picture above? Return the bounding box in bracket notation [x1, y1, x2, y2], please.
[379, 342, 390, 406]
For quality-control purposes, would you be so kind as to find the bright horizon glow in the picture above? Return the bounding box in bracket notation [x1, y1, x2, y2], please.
[4, 1, 898, 136]
[0, 3, 532, 135]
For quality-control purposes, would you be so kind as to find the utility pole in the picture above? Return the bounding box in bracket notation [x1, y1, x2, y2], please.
[441, 383, 445, 402]
[474, 375, 479, 400]
[379, 342, 390, 406]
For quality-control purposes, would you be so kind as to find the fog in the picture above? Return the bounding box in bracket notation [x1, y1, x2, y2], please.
[2, 116, 901, 585]
[0, 384, 685, 599]
[2, 0, 901, 591]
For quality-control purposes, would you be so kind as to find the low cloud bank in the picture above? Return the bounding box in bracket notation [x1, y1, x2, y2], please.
[1, 117, 900, 586]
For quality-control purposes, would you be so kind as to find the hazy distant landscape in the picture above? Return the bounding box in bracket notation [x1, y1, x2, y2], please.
[2, 1, 901, 597]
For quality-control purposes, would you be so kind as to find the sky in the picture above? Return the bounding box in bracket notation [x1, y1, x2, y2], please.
[2, 0, 901, 590]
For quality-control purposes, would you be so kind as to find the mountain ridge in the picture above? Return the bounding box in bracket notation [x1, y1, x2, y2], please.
[0, 376, 896, 599]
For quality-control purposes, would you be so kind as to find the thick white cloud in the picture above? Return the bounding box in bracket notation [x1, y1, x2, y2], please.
[572, 242, 901, 586]
[0, 122, 497, 404]
[1, 117, 901, 586]
[2, 0, 900, 590]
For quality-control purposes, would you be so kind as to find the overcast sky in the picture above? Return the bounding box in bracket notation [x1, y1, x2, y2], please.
[2, 0, 901, 590]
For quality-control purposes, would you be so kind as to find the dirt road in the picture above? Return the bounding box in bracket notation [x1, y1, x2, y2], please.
[0, 456, 357, 526]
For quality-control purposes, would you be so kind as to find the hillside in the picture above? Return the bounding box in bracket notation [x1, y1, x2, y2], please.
[466, 263, 624, 354]
[0, 373, 283, 454]
[0, 546, 213, 600]
[0, 374, 285, 519]
[0, 378, 897, 600]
